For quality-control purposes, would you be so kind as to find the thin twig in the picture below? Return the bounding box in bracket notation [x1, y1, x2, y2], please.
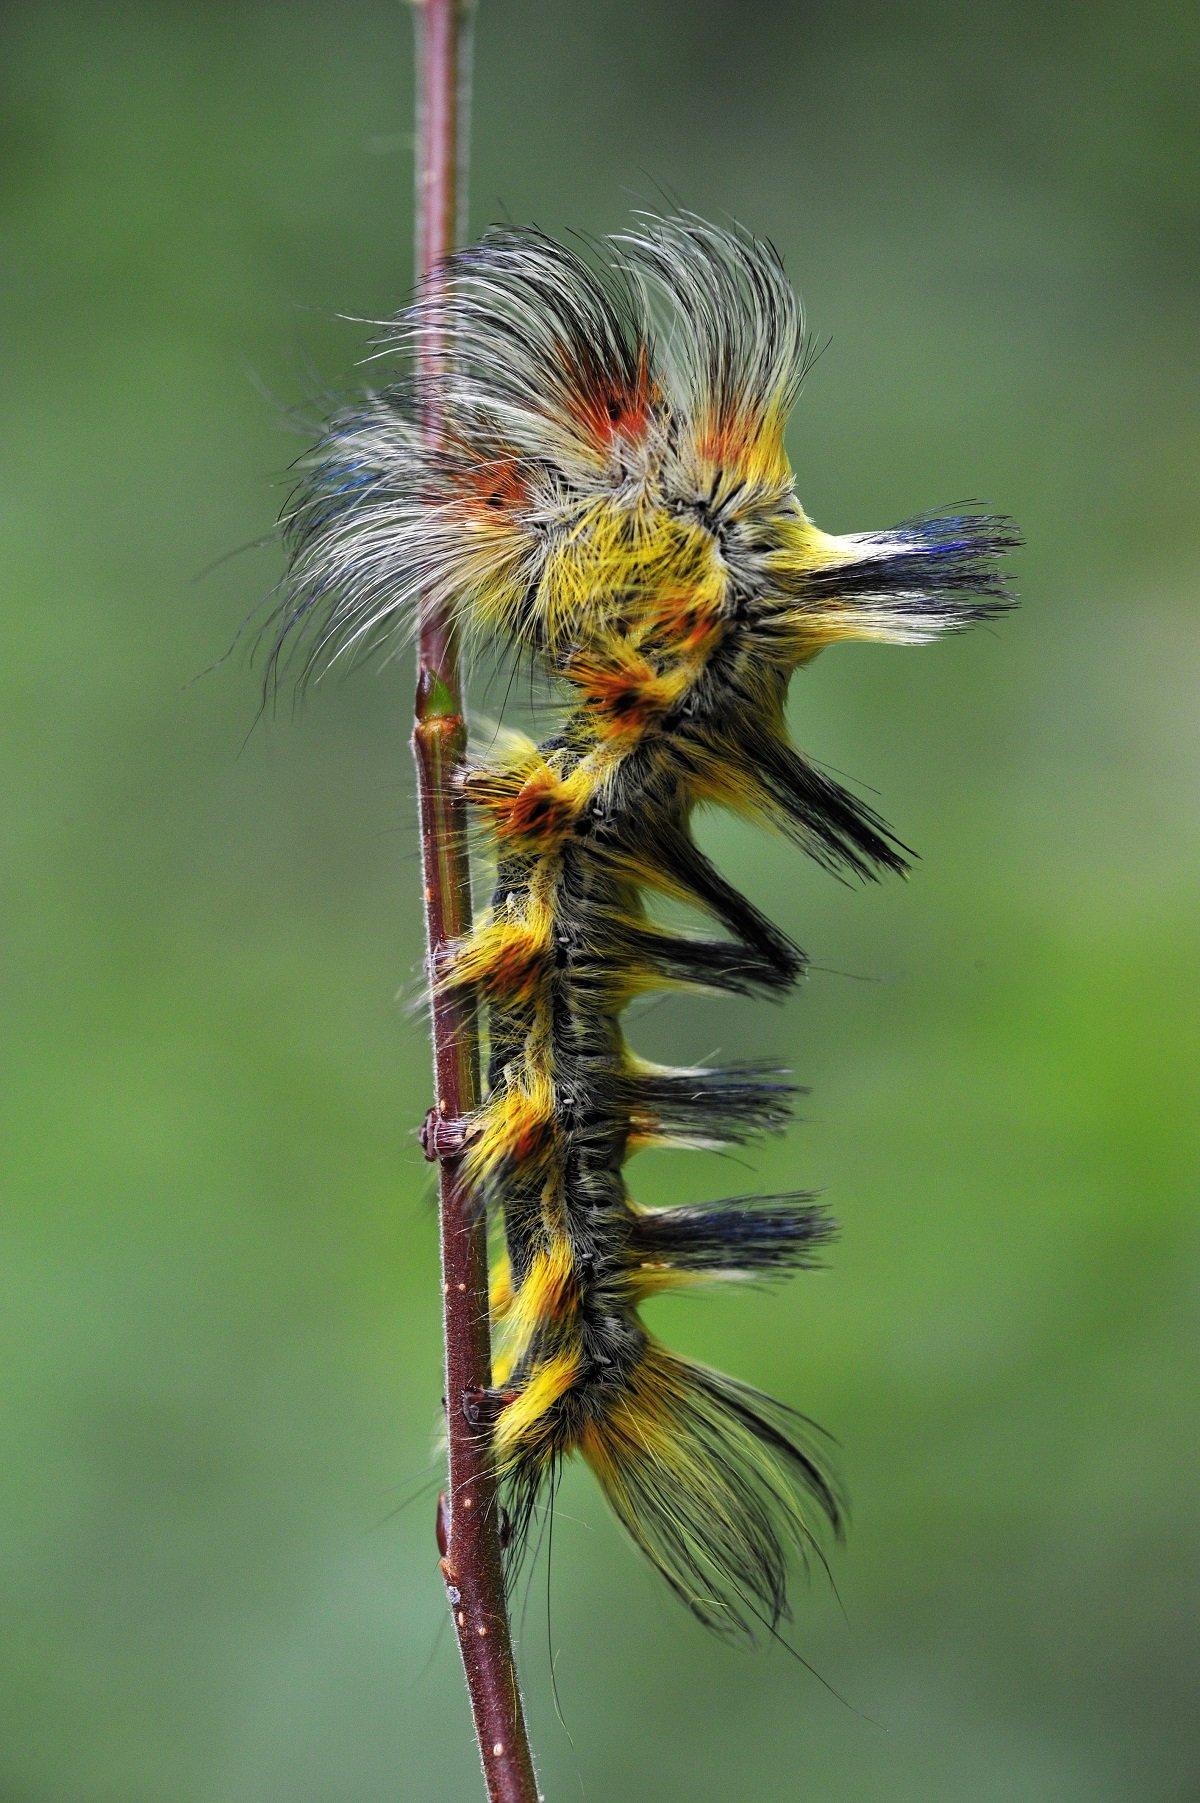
[409, 3, 539, 1799]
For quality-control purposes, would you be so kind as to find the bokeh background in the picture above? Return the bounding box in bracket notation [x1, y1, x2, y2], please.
[4, 1, 1197, 1797]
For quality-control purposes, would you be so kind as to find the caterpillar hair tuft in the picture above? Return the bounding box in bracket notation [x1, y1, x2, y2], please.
[278, 213, 1018, 1639]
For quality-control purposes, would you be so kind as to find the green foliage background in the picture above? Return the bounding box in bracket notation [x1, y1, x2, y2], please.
[4, 2, 1197, 1796]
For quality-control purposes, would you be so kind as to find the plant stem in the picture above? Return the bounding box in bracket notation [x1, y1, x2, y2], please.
[409, 4, 539, 1799]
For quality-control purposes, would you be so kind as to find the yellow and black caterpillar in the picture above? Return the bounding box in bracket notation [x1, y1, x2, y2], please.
[277, 215, 1017, 1639]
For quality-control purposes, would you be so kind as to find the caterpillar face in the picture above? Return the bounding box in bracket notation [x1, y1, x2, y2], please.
[279, 212, 1017, 1639]
[441, 402, 839, 673]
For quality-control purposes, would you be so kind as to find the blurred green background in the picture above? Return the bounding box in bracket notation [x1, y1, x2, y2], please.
[4, 1, 1197, 1797]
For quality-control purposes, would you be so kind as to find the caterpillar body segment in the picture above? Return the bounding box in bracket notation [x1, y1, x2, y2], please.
[279, 214, 1017, 1635]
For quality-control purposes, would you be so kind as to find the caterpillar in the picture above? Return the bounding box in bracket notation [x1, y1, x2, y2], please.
[275, 214, 1017, 1641]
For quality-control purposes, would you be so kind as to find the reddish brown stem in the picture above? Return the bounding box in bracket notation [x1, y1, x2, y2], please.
[409, 4, 539, 1799]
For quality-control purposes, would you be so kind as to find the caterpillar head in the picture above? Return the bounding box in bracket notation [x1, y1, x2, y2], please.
[274, 213, 1015, 689]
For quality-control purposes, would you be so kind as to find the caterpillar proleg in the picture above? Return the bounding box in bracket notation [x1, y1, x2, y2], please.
[278, 214, 1017, 1640]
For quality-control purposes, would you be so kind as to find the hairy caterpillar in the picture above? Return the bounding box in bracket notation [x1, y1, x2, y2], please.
[276, 214, 1017, 1640]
